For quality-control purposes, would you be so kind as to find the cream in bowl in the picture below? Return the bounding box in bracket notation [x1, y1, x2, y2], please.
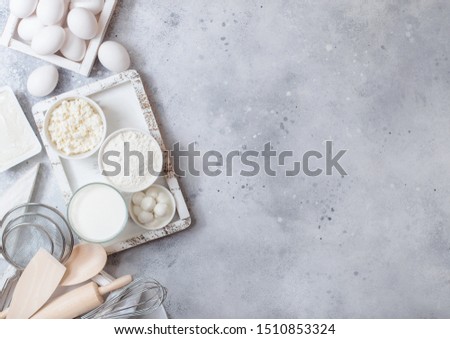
[68, 183, 128, 243]
[44, 96, 107, 159]
[99, 128, 163, 193]
[129, 185, 176, 230]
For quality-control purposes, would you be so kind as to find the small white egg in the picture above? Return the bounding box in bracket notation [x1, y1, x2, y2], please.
[17, 15, 44, 42]
[98, 41, 131, 73]
[27, 65, 59, 97]
[156, 193, 170, 204]
[140, 197, 156, 212]
[154, 203, 168, 217]
[10, 0, 38, 19]
[145, 187, 159, 198]
[31, 25, 65, 55]
[138, 211, 154, 224]
[70, 0, 104, 15]
[132, 192, 146, 206]
[67, 8, 98, 40]
[132, 205, 142, 217]
[36, 0, 65, 25]
[60, 28, 87, 62]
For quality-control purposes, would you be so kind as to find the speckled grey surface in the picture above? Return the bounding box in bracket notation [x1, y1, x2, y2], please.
[1, 0, 450, 318]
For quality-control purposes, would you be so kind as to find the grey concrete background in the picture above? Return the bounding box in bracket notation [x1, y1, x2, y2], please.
[1, 0, 450, 318]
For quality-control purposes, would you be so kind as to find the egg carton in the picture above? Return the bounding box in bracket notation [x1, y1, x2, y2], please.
[0, 0, 118, 77]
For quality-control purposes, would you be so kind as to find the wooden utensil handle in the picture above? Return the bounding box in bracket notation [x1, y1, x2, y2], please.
[98, 275, 132, 295]
[32, 282, 102, 319]
[32, 275, 132, 319]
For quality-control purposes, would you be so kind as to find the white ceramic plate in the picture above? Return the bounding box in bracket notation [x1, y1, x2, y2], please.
[0, 86, 42, 172]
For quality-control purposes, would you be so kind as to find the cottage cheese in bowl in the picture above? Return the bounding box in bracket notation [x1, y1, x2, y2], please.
[44, 97, 106, 159]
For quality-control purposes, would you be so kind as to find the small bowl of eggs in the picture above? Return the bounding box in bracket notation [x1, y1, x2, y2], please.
[129, 185, 176, 230]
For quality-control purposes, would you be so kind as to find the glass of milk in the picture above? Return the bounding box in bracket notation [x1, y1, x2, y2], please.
[67, 183, 128, 243]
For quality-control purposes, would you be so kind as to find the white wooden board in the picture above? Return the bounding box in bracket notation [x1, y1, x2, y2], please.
[32, 70, 192, 254]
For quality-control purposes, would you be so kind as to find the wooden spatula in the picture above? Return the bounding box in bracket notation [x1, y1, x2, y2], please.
[6, 249, 66, 319]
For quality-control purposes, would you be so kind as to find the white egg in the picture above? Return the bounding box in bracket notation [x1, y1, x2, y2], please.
[98, 41, 131, 73]
[70, 0, 104, 15]
[60, 28, 87, 62]
[138, 211, 154, 224]
[27, 65, 59, 97]
[17, 15, 44, 42]
[10, 0, 38, 18]
[36, 0, 65, 25]
[31, 26, 65, 55]
[132, 205, 142, 217]
[67, 8, 98, 40]
[154, 203, 168, 217]
[140, 197, 156, 212]
[146, 187, 159, 198]
[132, 192, 146, 205]
[156, 193, 170, 204]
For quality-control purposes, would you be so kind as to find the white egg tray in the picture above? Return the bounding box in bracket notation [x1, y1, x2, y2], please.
[31, 70, 192, 254]
[0, 0, 118, 76]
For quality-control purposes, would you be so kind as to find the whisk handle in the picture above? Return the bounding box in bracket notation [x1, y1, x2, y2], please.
[98, 275, 133, 295]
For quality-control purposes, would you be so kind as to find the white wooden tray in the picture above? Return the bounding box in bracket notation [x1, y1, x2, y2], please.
[32, 70, 191, 254]
[0, 0, 118, 76]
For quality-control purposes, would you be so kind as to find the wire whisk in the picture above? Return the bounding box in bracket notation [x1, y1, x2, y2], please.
[82, 278, 167, 319]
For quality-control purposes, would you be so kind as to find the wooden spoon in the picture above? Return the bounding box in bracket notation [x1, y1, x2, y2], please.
[60, 243, 107, 287]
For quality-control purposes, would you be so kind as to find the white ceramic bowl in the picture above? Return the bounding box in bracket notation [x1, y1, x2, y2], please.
[129, 185, 176, 230]
[43, 96, 107, 160]
[98, 128, 163, 193]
